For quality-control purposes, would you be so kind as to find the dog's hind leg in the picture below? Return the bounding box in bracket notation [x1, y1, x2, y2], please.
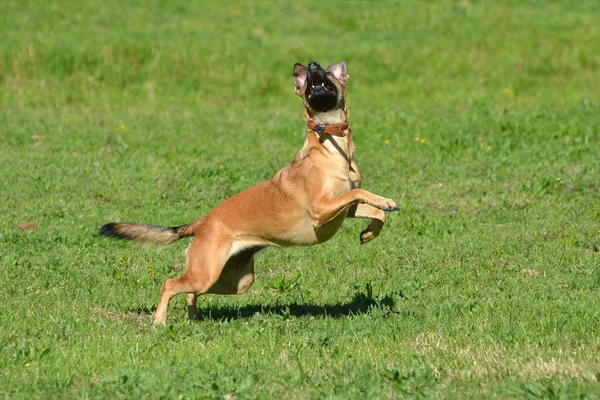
[207, 250, 257, 295]
[186, 293, 199, 320]
[152, 233, 233, 326]
[347, 203, 387, 244]
[184, 253, 256, 321]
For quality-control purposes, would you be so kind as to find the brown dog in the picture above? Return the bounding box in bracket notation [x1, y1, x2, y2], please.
[99, 61, 398, 325]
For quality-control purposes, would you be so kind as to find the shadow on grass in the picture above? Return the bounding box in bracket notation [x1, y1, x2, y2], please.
[127, 286, 397, 321]
[195, 288, 396, 321]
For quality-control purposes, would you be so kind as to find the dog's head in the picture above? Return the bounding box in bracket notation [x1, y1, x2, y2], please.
[293, 61, 349, 114]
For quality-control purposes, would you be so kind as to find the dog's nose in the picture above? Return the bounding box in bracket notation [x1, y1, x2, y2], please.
[308, 61, 321, 71]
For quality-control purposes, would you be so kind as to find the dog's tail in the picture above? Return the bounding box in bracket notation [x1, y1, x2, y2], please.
[98, 222, 196, 246]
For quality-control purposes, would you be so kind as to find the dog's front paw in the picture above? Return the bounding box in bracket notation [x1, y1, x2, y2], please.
[371, 197, 399, 212]
[360, 228, 376, 244]
[359, 219, 384, 244]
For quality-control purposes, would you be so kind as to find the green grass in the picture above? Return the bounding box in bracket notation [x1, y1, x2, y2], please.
[1, 0, 599, 398]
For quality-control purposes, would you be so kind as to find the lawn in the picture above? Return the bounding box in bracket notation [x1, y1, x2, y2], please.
[1, 0, 599, 398]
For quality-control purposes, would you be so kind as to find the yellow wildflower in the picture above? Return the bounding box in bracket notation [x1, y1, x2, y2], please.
[420, 138, 426, 143]
[384, 139, 390, 145]
[503, 88, 511, 94]
[414, 137, 420, 142]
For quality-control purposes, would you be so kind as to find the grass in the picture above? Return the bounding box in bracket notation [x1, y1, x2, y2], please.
[1, 0, 599, 398]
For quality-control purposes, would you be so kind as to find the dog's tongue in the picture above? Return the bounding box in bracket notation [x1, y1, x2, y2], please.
[310, 72, 323, 86]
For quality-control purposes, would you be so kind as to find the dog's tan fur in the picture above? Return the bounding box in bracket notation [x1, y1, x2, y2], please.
[100, 61, 398, 325]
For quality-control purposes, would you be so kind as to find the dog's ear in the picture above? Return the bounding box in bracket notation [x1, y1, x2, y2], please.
[293, 63, 307, 97]
[327, 62, 349, 85]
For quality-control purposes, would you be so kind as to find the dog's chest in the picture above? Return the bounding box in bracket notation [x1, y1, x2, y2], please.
[329, 167, 357, 196]
[349, 166, 361, 189]
[320, 141, 361, 190]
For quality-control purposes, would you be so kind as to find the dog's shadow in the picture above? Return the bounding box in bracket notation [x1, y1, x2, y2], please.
[193, 288, 396, 321]
[128, 287, 398, 322]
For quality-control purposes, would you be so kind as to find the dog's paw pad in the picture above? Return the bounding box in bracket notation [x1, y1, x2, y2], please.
[360, 229, 376, 244]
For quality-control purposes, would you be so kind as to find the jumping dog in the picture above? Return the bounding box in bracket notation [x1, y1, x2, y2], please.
[99, 61, 398, 325]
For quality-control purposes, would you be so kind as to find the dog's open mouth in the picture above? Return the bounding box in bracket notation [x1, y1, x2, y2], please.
[303, 61, 339, 112]
[310, 71, 324, 88]
[307, 71, 336, 100]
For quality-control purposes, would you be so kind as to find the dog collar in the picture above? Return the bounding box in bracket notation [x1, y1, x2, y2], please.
[306, 120, 348, 137]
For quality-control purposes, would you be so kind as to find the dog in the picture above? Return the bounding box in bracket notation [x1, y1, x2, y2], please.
[99, 61, 398, 325]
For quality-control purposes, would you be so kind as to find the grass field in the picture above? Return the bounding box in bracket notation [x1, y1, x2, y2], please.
[1, 0, 599, 398]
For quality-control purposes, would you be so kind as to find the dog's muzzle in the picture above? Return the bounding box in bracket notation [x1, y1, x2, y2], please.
[305, 62, 338, 111]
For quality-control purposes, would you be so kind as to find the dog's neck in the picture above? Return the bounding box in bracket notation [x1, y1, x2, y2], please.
[308, 108, 346, 125]
[301, 105, 354, 169]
